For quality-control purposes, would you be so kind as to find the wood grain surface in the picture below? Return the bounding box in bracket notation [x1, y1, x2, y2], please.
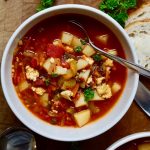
[0, 0, 150, 150]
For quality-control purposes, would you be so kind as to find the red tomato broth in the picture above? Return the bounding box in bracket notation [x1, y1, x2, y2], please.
[12, 14, 127, 127]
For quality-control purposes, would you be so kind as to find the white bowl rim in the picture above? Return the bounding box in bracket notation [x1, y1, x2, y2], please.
[1, 4, 139, 141]
[107, 132, 150, 150]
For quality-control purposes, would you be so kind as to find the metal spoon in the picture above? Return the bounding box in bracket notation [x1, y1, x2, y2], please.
[69, 20, 150, 79]
[0, 127, 37, 150]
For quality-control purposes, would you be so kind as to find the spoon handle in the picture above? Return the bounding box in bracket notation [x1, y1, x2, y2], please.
[91, 42, 150, 78]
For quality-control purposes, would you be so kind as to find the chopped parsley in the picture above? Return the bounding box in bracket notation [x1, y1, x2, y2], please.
[37, 0, 55, 12]
[84, 88, 94, 102]
[51, 73, 58, 78]
[80, 39, 87, 45]
[45, 78, 50, 86]
[99, 0, 137, 27]
[93, 54, 101, 61]
[74, 46, 82, 53]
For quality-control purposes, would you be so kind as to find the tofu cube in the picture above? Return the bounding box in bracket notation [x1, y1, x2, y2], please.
[61, 32, 74, 45]
[74, 109, 91, 127]
[79, 70, 90, 82]
[75, 93, 88, 107]
[82, 45, 95, 56]
[77, 59, 89, 70]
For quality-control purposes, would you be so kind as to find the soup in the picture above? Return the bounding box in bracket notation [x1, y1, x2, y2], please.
[12, 14, 127, 127]
[116, 138, 150, 150]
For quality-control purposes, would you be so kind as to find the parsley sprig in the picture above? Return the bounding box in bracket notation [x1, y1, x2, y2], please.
[37, 0, 55, 12]
[84, 88, 94, 102]
[99, 0, 137, 27]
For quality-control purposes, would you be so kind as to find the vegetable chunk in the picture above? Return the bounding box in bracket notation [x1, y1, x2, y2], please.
[18, 81, 30, 92]
[79, 70, 90, 82]
[71, 36, 82, 47]
[61, 32, 74, 45]
[75, 93, 88, 107]
[82, 45, 95, 56]
[74, 109, 91, 127]
[77, 59, 89, 70]
[40, 93, 49, 107]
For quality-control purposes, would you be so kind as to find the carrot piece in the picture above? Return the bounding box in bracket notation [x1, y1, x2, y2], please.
[72, 83, 79, 97]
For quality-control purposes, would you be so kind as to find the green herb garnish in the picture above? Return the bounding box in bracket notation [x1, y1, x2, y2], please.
[80, 39, 87, 45]
[74, 46, 82, 53]
[84, 88, 94, 102]
[99, 0, 137, 27]
[37, 0, 55, 12]
[51, 73, 58, 78]
[45, 78, 50, 86]
[93, 54, 101, 61]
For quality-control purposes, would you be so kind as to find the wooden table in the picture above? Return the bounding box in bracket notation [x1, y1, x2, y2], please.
[0, 0, 150, 149]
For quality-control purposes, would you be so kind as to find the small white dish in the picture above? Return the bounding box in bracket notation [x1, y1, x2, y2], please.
[107, 132, 150, 150]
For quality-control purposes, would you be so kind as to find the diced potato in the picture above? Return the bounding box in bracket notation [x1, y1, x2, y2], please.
[97, 34, 109, 44]
[75, 93, 88, 107]
[138, 143, 150, 150]
[61, 32, 74, 45]
[53, 39, 62, 46]
[69, 59, 77, 75]
[82, 56, 94, 65]
[43, 58, 55, 74]
[18, 80, 30, 92]
[71, 36, 82, 47]
[79, 70, 90, 82]
[62, 79, 76, 90]
[90, 90, 104, 101]
[112, 82, 121, 94]
[40, 93, 49, 107]
[108, 49, 118, 55]
[63, 69, 74, 80]
[82, 45, 95, 56]
[74, 109, 91, 127]
[54, 66, 67, 75]
[77, 59, 89, 70]
[89, 102, 100, 114]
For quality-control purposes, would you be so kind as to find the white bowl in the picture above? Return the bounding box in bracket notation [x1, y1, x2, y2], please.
[1, 4, 139, 141]
[107, 132, 150, 149]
